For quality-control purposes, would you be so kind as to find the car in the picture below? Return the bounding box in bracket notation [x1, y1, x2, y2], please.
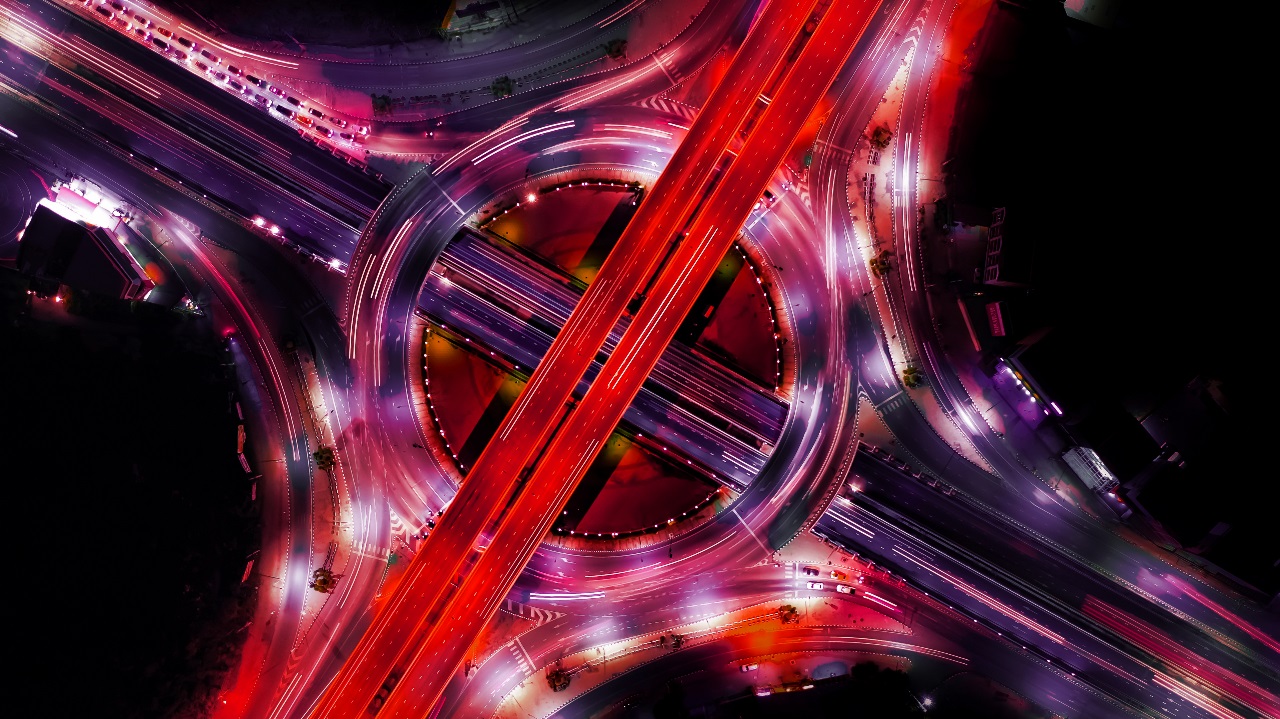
[194, 60, 210, 73]
[338, 131, 355, 141]
[308, 107, 324, 119]
[132, 27, 149, 40]
[245, 74, 265, 87]
[225, 65, 242, 76]
[740, 663, 759, 672]
[358, 125, 370, 135]
[835, 584, 853, 594]
[275, 105, 294, 118]
[267, 85, 285, 97]
[93, 5, 113, 18]
[154, 27, 172, 38]
[171, 49, 187, 61]
[251, 94, 268, 105]
[176, 36, 193, 49]
[226, 79, 243, 92]
[330, 117, 349, 128]
[295, 115, 313, 128]
[109, 0, 124, 10]
[831, 569, 848, 581]
[211, 70, 227, 82]
[131, 12, 151, 27]
[200, 48, 219, 63]
[285, 96, 301, 106]
[806, 581, 824, 590]
[316, 126, 333, 138]
[801, 566, 820, 577]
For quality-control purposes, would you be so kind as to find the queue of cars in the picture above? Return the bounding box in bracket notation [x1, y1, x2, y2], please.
[81, 0, 370, 149]
[802, 566, 856, 594]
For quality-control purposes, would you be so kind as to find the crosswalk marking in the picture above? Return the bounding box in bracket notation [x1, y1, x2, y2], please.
[502, 599, 565, 628]
[632, 95, 699, 122]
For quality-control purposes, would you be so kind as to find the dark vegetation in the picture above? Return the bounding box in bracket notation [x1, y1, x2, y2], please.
[155, 0, 456, 46]
[947, 0, 1250, 414]
[633, 663, 1037, 718]
[944, 1, 1261, 589]
[2, 269, 258, 718]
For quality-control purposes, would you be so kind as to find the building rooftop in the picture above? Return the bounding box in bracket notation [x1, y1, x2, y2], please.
[16, 203, 154, 301]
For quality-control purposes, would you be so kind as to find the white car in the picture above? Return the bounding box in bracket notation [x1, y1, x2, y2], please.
[806, 581, 824, 590]
[740, 663, 758, 672]
[835, 584, 853, 594]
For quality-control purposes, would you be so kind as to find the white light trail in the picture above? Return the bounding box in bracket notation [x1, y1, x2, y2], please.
[433, 117, 527, 176]
[602, 123, 672, 139]
[472, 121, 574, 165]
[528, 591, 605, 601]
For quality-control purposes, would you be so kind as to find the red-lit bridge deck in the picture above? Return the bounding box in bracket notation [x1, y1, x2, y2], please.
[371, 0, 880, 715]
[309, 1, 826, 715]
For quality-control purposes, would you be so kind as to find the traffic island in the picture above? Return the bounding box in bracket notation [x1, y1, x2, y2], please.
[419, 181, 790, 545]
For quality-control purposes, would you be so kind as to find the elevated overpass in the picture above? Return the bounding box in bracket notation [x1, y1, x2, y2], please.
[373, 0, 881, 714]
[308, 1, 830, 714]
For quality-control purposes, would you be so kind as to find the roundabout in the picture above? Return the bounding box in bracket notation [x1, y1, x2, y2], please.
[418, 179, 791, 541]
[343, 103, 860, 595]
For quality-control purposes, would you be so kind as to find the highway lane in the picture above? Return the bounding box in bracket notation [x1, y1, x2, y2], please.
[311, 1, 828, 714]
[3, 0, 387, 260]
[0, 51, 362, 260]
[425, 259, 782, 456]
[378, 2, 883, 715]
[420, 274, 770, 489]
[438, 227, 788, 444]
[850, 445, 1280, 710]
[816, 499, 1215, 719]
